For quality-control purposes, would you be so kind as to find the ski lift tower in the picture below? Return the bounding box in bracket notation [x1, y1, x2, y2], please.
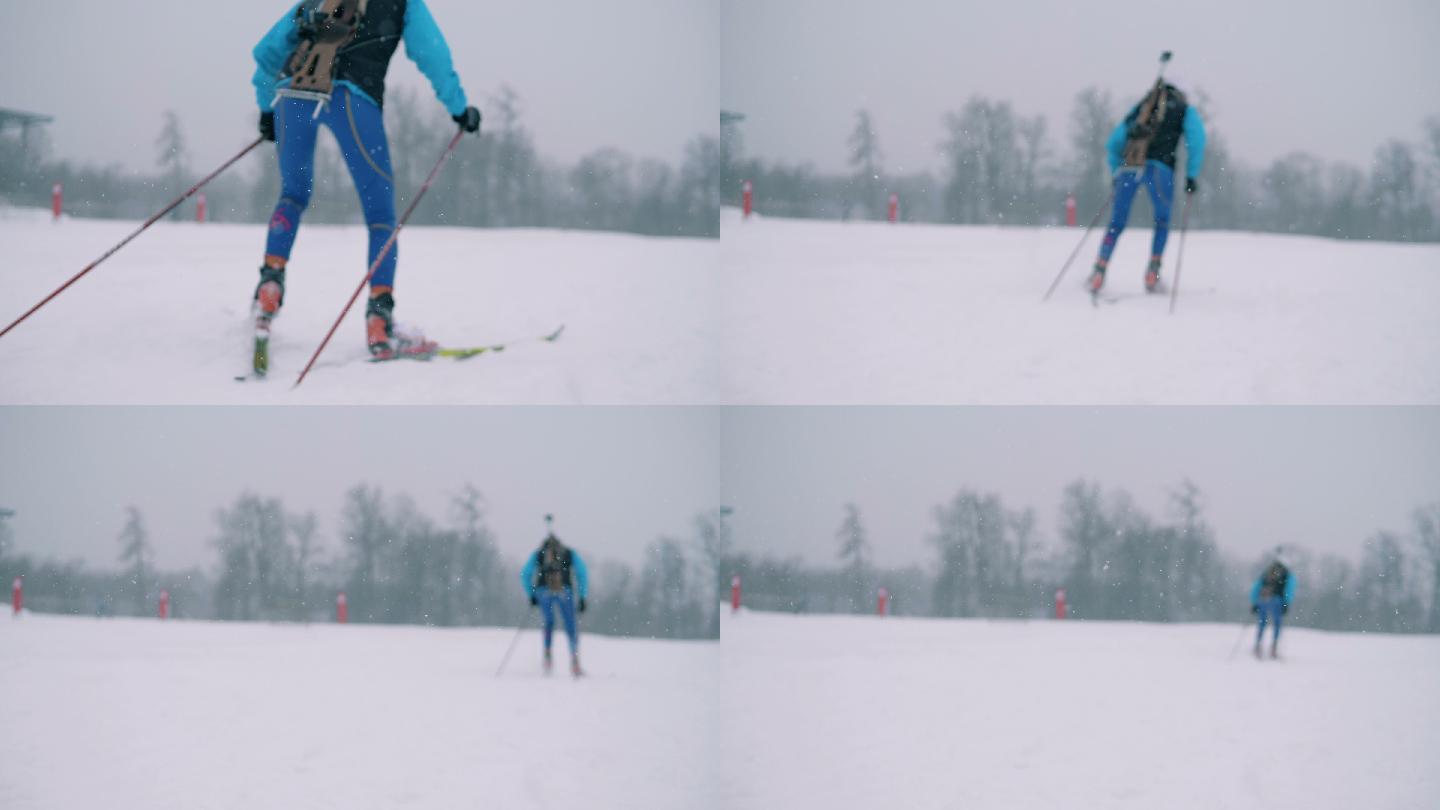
[0, 108, 55, 155]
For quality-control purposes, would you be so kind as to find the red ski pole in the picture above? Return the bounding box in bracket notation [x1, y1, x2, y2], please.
[0, 137, 264, 341]
[294, 130, 464, 389]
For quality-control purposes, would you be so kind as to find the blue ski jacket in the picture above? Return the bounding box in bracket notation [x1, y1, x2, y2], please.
[252, 0, 468, 116]
[1106, 106, 1207, 179]
[521, 548, 589, 600]
[1250, 571, 1296, 607]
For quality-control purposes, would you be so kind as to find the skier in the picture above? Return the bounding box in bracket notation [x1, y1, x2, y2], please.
[520, 529, 590, 676]
[1088, 79, 1206, 295]
[249, 0, 482, 360]
[1249, 549, 1296, 659]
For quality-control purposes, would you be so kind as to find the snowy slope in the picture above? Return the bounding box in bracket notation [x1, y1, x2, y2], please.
[720, 209, 1440, 404]
[720, 609, 1440, 810]
[0, 209, 717, 404]
[0, 613, 718, 810]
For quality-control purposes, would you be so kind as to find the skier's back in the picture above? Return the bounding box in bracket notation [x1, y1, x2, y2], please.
[1250, 551, 1296, 659]
[520, 531, 590, 677]
[1089, 77, 1206, 295]
[248, 0, 482, 370]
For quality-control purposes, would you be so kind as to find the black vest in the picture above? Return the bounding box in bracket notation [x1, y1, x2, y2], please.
[534, 542, 574, 593]
[1124, 86, 1189, 170]
[1259, 563, 1289, 601]
[285, 0, 407, 108]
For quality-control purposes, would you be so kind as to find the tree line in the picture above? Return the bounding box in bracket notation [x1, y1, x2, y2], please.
[0, 484, 721, 640]
[0, 85, 720, 239]
[725, 481, 1440, 635]
[722, 89, 1440, 243]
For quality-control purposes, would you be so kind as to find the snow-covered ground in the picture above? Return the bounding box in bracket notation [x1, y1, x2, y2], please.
[720, 209, 1440, 404]
[0, 208, 717, 404]
[0, 613, 718, 809]
[721, 609, 1440, 810]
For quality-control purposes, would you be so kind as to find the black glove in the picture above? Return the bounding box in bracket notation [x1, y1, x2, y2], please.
[578, 597, 587, 613]
[453, 106, 481, 134]
[528, 594, 537, 607]
[1185, 177, 1198, 194]
[1250, 604, 1259, 614]
[259, 112, 275, 142]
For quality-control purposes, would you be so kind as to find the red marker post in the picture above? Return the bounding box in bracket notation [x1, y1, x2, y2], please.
[730, 575, 742, 613]
[742, 180, 753, 219]
[877, 586, 890, 617]
[158, 590, 170, 620]
[1055, 588, 1067, 620]
[336, 592, 348, 624]
[887, 193, 899, 223]
[196, 193, 207, 224]
[1065, 194, 1077, 227]
[51, 184, 62, 222]
[11, 577, 21, 617]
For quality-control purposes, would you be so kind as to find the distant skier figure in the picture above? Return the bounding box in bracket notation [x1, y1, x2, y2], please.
[1089, 80, 1206, 295]
[1250, 550, 1295, 659]
[521, 530, 590, 677]
[249, 0, 481, 364]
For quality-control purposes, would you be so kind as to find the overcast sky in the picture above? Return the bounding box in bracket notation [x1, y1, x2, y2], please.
[719, 407, 1440, 568]
[0, 407, 720, 571]
[723, 0, 1440, 174]
[0, 0, 716, 172]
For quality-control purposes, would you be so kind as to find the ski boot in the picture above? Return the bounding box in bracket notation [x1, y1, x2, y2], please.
[1087, 260, 1108, 296]
[251, 262, 286, 376]
[543, 648, 554, 675]
[1252, 641, 1263, 660]
[1269, 642, 1279, 660]
[366, 291, 395, 358]
[570, 653, 584, 678]
[366, 291, 438, 361]
[1144, 256, 1163, 293]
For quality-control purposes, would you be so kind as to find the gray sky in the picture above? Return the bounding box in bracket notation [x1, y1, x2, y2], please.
[0, 407, 720, 571]
[0, 0, 716, 172]
[723, 0, 1440, 174]
[719, 408, 1440, 567]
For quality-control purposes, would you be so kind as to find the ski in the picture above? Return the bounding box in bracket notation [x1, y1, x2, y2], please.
[236, 324, 564, 380]
[435, 324, 566, 360]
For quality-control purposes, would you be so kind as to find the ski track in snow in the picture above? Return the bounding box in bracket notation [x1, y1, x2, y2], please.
[720, 609, 1440, 810]
[720, 209, 1440, 404]
[0, 614, 719, 810]
[0, 210, 718, 405]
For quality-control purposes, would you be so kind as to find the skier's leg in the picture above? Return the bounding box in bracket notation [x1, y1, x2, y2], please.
[1092, 171, 1141, 289]
[538, 591, 557, 653]
[1271, 601, 1283, 654]
[1255, 605, 1268, 649]
[558, 589, 579, 656]
[259, 99, 320, 311]
[327, 87, 398, 296]
[1146, 162, 1175, 260]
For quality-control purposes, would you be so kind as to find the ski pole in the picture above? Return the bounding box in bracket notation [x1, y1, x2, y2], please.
[1226, 614, 1253, 661]
[1041, 184, 1116, 302]
[0, 137, 264, 341]
[494, 604, 535, 677]
[1168, 191, 1194, 314]
[294, 130, 465, 388]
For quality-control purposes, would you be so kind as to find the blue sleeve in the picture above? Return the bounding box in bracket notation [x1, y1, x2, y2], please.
[571, 552, 589, 600]
[1249, 577, 1262, 605]
[252, 4, 302, 111]
[1183, 106, 1207, 178]
[520, 552, 537, 596]
[1283, 574, 1296, 606]
[1105, 120, 1128, 173]
[403, 0, 469, 116]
